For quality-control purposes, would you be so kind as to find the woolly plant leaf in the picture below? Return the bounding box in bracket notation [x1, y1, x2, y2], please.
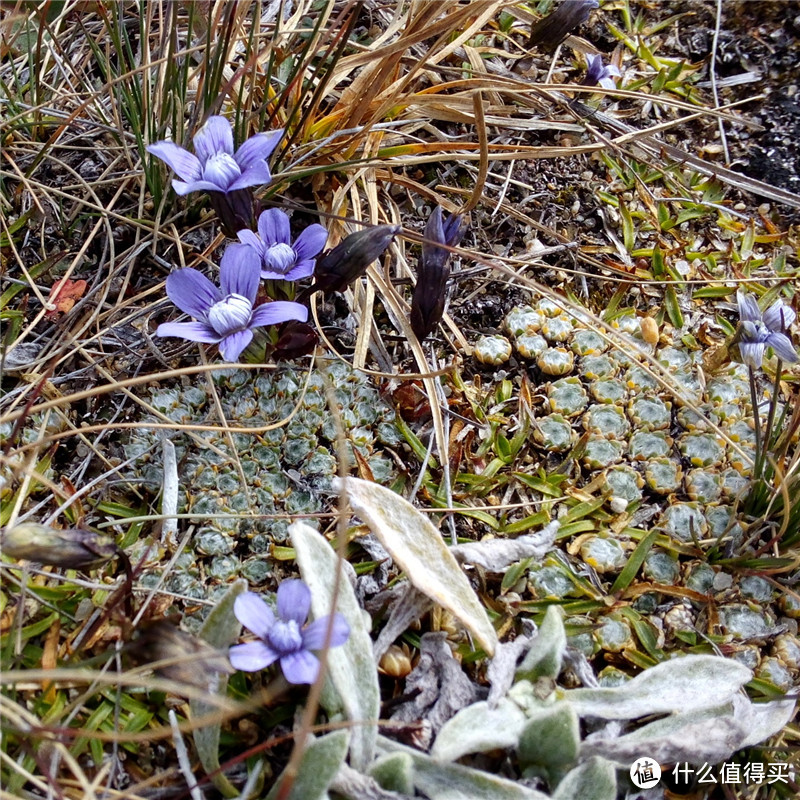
[267, 730, 350, 800]
[563, 655, 751, 719]
[518, 702, 580, 786]
[377, 736, 551, 800]
[289, 520, 380, 771]
[369, 752, 415, 795]
[333, 477, 497, 656]
[581, 696, 798, 766]
[431, 698, 527, 761]
[552, 757, 617, 800]
[192, 578, 247, 798]
[515, 604, 566, 682]
[736, 695, 796, 749]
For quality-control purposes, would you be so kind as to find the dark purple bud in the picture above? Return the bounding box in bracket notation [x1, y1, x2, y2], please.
[526, 0, 599, 53]
[207, 188, 258, 237]
[1, 523, 120, 569]
[411, 207, 464, 341]
[307, 224, 400, 296]
[272, 320, 319, 360]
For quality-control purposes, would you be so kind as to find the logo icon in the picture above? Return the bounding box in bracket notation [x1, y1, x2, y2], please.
[630, 756, 661, 789]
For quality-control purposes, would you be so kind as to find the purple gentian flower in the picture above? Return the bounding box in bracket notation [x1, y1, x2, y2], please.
[233, 208, 328, 281]
[146, 116, 282, 196]
[229, 580, 350, 685]
[584, 54, 621, 90]
[156, 249, 308, 362]
[736, 291, 798, 369]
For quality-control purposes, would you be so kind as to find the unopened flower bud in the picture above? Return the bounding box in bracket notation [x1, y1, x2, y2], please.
[411, 207, 465, 341]
[526, 0, 599, 53]
[307, 224, 400, 296]
[272, 320, 319, 360]
[1, 523, 119, 569]
[208, 188, 258, 237]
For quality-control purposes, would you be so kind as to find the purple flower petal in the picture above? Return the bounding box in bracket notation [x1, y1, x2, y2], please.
[766, 333, 799, 363]
[165, 269, 221, 318]
[147, 142, 202, 182]
[258, 209, 292, 246]
[220, 244, 261, 301]
[740, 341, 766, 369]
[172, 178, 231, 196]
[280, 650, 320, 684]
[236, 230, 265, 258]
[586, 54, 603, 76]
[263, 242, 297, 275]
[155, 321, 222, 343]
[268, 620, 303, 654]
[270, 259, 315, 282]
[194, 116, 234, 162]
[302, 613, 350, 651]
[207, 295, 254, 336]
[293, 223, 328, 261]
[737, 291, 761, 324]
[234, 592, 276, 640]
[235, 130, 283, 169]
[228, 161, 273, 192]
[201, 152, 241, 191]
[229, 641, 279, 672]
[249, 301, 309, 328]
[763, 300, 796, 332]
[218, 329, 253, 361]
[276, 579, 311, 625]
[425, 205, 445, 246]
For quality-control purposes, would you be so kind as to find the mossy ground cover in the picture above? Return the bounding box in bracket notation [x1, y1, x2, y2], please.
[1, 2, 799, 798]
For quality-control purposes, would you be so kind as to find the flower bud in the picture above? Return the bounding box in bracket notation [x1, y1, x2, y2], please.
[272, 320, 319, 360]
[526, 0, 599, 53]
[208, 188, 257, 237]
[307, 224, 400, 295]
[1, 523, 119, 569]
[410, 207, 465, 341]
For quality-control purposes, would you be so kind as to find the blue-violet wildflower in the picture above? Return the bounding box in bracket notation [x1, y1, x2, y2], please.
[147, 116, 282, 196]
[584, 54, 621, 90]
[229, 580, 350, 684]
[736, 290, 798, 369]
[156, 250, 308, 362]
[232, 208, 328, 281]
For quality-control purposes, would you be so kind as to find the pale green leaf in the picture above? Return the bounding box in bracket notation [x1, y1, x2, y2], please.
[369, 752, 415, 795]
[289, 521, 380, 771]
[552, 757, 616, 800]
[333, 477, 497, 656]
[582, 695, 798, 766]
[377, 736, 550, 800]
[515, 604, 566, 682]
[563, 655, 751, 719]
[431, 698, 527, 761]
[518, 702, 580, 784]
[267, 730, 350, 800]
